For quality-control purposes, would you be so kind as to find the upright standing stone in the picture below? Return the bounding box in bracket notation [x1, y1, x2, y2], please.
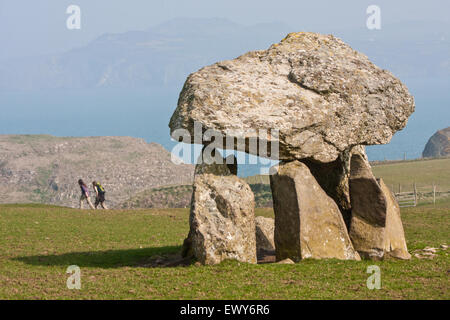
[270, 161, 360, 261]
[182, 151, 257, 265]
[255, 216, 275, 252]
[380, 179, 411, 259]
[300, 149, 352, 227]
[348, 152, 386, 259]
[301, 145, 367, 229]
[349, 151, 410, 260]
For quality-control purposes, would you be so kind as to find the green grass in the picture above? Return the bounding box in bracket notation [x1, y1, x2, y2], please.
[245, 158, 450, 189]
[6, 134, 55, 144]
[372, 158, 450, 192]
[0, 201, 448, 300]
[250, 184, 273, 207]
[119, 184, 273, 209]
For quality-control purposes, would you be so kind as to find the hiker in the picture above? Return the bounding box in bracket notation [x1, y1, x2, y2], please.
[78, 179, 95, 210]
[92, 181, 108, 209]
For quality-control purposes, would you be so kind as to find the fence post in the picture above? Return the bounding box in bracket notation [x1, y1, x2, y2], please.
[414, 182, 417, 206]
[433, 183, 436, 205]
[398, 183, 401, 194]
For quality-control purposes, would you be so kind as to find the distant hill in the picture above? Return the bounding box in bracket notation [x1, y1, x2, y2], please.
[1, 18, 449, 91]
[423, 127, 450, 158]
[117, 183, 273, 209]
[0, 18, 292, 91]
[0, 135, 194, 207]
[117, 185, 193, 209]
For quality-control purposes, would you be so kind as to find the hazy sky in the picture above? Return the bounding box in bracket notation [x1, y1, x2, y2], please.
[1, 0, 449, 60]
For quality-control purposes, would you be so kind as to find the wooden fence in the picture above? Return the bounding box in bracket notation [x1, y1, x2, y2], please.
[245, 176, 447, 208]
[393, 183, 446, 207]
[394, 191, 417, 208]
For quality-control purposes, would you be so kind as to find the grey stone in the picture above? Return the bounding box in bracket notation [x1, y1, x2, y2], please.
[270, 160, 360, 261]
[277, 258, 295, 264]
[255, 216, 275, 252]
[170, 32, 414, 163]
[349, 152, 410, 260]
[182, 152, 256, 265]
[422, 127, 450, 158]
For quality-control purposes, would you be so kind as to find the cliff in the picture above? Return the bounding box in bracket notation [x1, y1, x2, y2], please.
[423, 127, 450, 158]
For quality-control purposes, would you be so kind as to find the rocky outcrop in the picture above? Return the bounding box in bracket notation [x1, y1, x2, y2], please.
[170, 32, 414, 163]
[270, 161, 360, 261]
[182, 153, 257, 265]
[422, 127, 450, 158]
[255, 216, 275, 252]
[349, 151, 410, 260]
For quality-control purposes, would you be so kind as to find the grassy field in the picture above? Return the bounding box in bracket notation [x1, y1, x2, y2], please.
[371, 158, 450, 192]
[245, 158, 450, 198]
[0, 200, 448, 300]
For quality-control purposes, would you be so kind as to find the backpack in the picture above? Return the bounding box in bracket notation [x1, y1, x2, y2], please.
[95, 183, 105, 194]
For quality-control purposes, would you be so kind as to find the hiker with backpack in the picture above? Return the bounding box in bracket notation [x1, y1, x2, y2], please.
[78, 179, 95, 210]
[92, 181, 108, 209]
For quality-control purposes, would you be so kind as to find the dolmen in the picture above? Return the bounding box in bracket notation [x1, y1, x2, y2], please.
[170, 32, 414, 264]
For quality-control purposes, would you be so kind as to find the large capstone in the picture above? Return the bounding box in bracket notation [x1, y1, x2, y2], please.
[170, 32, 414, 163]
[270, 161, 360, 261]
[182, 152, 257, 265]
[348, 151, 410, 260]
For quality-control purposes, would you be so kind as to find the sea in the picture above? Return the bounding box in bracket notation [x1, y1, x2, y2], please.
[0, 77, 449, 177]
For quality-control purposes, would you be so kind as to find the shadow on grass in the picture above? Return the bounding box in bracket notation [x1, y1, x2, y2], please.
[14, 245, 193, 269]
